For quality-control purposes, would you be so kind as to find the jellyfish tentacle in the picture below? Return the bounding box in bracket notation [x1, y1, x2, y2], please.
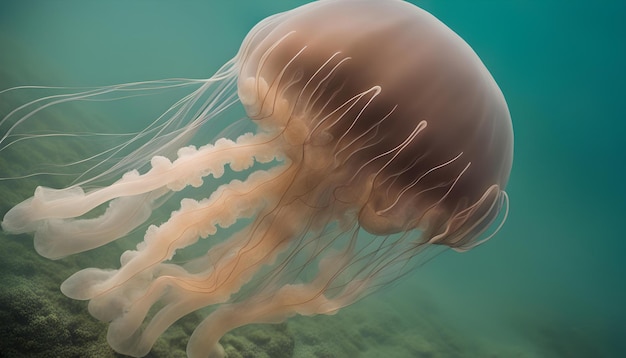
[60, 163, 291, 301]
[1, 132, 282, 259]
[185, 279, 370, 358]
[185, 227, 373, 358]
[7, 132, 278, 223]
[33, 190, 169, 259]
[432, 185, 509, 251]
[0, 78, 221, 164]
[93, 169, 320, 357]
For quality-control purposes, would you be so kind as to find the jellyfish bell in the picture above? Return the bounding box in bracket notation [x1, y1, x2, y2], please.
[238, 0, 512, 243]
[1, 0, 512, 358]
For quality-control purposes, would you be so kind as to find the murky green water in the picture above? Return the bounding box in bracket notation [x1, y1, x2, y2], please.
[1, 1, 624, 357]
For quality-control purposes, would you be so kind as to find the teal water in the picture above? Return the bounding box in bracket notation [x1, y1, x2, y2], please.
[1, 1, 624, 357]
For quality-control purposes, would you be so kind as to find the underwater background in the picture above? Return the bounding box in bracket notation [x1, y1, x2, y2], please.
[0, 0, 624, 357]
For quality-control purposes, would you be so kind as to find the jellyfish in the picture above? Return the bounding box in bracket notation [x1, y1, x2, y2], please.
[1, 0, 512, 357]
